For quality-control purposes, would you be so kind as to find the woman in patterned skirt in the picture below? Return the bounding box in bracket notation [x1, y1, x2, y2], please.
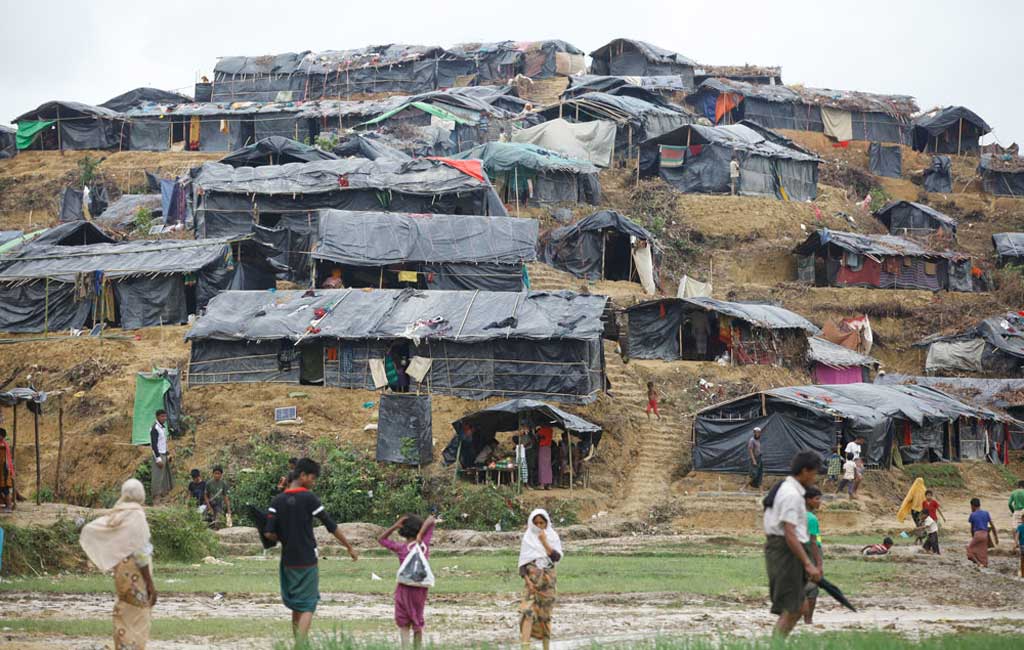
[518, 509, 563, 649]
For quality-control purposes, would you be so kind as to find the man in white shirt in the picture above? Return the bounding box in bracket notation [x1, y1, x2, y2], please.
[729, 156, 740, 195]
[150, 409, 173, 498]
[763, 450, 822, 637]
[844, 436, 864, 461]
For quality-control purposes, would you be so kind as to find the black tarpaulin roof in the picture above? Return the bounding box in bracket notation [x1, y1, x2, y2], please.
[555, 92, 689, 119]
[876, 374, 1024, 410]
[993, 232, 1024, 259]
[691, 79, 919, 115]
[214, 51, 311, 75]
[332, 134, 412, 162]
[451, 398, 601, 445]
[628, 297, 818, 333]
[643, 123, 821, 162]
[913, 106, 991, 136]
[219, 136, 338, 167]
[100, 87, 193, 112]
[193, 158, 490, 196]
[808, 337, 879, 369]
[452, 142, 598, 174]
[25, 221, 115, 248]
[0, 237, 247, 281]
[916, 312, 1024, 360]
[553, 209, 657, 242]
[312, 210, 538, 265]
[14, 101, 124, 122]
[589, 39, 697, 67]
[185, 288, 607, 343]
[793, 228, 965, 260]
[874, 201, 958, 231]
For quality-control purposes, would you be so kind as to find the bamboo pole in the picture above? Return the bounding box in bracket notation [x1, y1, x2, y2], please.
[957, 118, 963, 156]
[11, 404, 17, 500]
[568, 434, 574, 492]
[601, 231, 607, 280]
[56, 104, 62, 152]
[55, 396, 64, 498]
[514, 168, 520, 217]
[33, 408, 41, 505]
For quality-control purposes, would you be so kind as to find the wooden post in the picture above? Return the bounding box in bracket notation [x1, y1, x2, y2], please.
[600, 231, 607, 280]
[56, 104, 62, 152]
[10, 403, 17, 500]
[957, 118, 963, 157]
[678, 323, 684, 358]
[761, 392, 767, 416]
[568, 435, 574, 492]
[514, 167, 520, 217]
[33, 408, 41, 505]
[55, 395, 64, 498]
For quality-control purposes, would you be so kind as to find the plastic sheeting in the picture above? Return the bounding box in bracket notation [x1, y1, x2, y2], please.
[677, 275, 712, 298]
[0, 125, 16, 159]
[219, 136, 337, 167]
[807, 337, 878, 369]
[94, 194, 162, 231]
[821, 107, 853, 141]
[130, 368, 182, 445]
[632, 242, 656, 294]
[925, 339, 987, 374]
[0, 280, 92, 333]
[511, 119, 616, 168]
[100, 87, 191, 112]
[376, 394, 433, 465]
[913, 106, 990, 154]
[589, 39, 697, 82]
[868, 143, 901, 178]
[874, 201, 957, 236]
[993, 232, 1024, 265]
[923, 156, 953, 193]
[979, 155, 1024, 197]
[539, 210, 660, 282]
[114, 275, 188, 330]
[693, 411, 832, 474]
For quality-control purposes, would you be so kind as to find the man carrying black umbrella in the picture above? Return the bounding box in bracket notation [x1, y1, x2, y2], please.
[762, 450, 822, 637]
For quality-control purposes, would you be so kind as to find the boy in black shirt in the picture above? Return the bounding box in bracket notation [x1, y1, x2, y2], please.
[188, 469, 206, 506]
[264, 458, 358, 640]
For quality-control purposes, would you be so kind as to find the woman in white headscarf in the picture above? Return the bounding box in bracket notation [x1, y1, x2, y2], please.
[517, 508, 563, 649]
[79, 478, 157, 650]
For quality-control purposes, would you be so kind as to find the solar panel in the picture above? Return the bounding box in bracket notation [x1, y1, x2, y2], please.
[275, 406, 297, 422]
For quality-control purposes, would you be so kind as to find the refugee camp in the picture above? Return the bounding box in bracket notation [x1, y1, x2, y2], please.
[2, 2, 1024, 650]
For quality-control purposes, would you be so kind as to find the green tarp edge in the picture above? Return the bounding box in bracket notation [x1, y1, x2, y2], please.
[16, 120, 55, 150]
[131, 373, 170, 445]
[0, 228, 48, 254]
[358, 101, 470, 127]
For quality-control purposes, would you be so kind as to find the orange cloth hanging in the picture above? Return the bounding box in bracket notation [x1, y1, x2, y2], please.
[714, 93, 742, 124]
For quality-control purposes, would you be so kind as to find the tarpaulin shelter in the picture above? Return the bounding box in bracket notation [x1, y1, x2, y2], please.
[868, 142, 901, 178]
[626, 297, 817, 365]
[131, 368, 183, 445]
[589, 39, 697, 87]
[0, 231, 22, 248]
[444, 398, 601, 472]
[876, 373, 1024, 454]
[219, 136, 337, 167]
[538, 210, 661, 291]
[333, 133, 413, 162]
[125, 102, 282, 152]
[0, 237, 277, 332]
[58, 187, 85, 223]
[993, 232, 1024, 267]
[298, 97, 411, 132]
[14, 101, 127, 151]
[191, 158, 508, 240]
[448, 40, 585, 84]
[538, 93, 690, 162]
[311, 210, 537, 291]
[808, 337, 878, 384]
[185, 288, 607, 404]
[452, 142, 601, 205]
[923, 155, 953, 193]
[978, 154, 1024, 197]
[562, 76, 686, 105]
[0, 125, 17, 159]
[694, 64, 782, 86]
[22, 221, 115, 249]
[92, 194, 162, 232]
[100, 87, 192, 112]
[874, 201, 957, 237]
[912, 106, 991, 154]
[686, 79, 917, 144]
[793, 228, 974, 292]
[917, 312, 1024, 376]
[511, 118, 616, 168]
[693, 383, 1019, 472]
[641, 122, 820, 201]
[376, 394, 433, 465]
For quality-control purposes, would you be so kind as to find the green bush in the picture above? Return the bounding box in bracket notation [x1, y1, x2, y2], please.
[902, 463, 964, 489]
[133, 206, 154, 232]
[0, 519, 84, 576]
[147, 507, 219, 562]
[77, 155, 101, 187]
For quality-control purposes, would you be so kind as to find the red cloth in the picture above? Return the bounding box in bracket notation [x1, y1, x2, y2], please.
[426, 157, 486, 183]
[0, 439, 13, 481]
[903, 421, 913, 446]
[922, 498, 940, 521]
[836, 257, 882, 286]
[646, 398, 659, 416]
[537, 426, 553, 447]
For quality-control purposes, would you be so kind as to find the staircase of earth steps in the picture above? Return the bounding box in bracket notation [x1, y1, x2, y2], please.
[603, 342, 691, 515]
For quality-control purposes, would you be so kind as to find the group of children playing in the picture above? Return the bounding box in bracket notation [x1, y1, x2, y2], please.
[826, 440, 865, 499]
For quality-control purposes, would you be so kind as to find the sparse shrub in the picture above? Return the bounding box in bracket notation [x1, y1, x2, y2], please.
[133, 206, 154, 232]
[147, 507, 220, 561]
[77, 155, 101, 187]
[0, 519, 84, 576]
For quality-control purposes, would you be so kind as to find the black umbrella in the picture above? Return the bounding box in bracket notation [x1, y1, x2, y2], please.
[818, 577, 856, 611]
[245, 504, 278, 550]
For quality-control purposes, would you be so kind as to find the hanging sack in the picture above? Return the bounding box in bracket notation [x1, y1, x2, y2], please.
[396, 543, 435, 588]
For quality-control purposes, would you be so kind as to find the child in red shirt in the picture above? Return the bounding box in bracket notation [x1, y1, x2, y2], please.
[646, 381, 661, 420]
[922, 490, 944, 523]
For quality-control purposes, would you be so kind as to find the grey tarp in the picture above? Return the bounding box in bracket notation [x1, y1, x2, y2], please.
[14, 101, 126, 150]
[0, 280, 93, 332]
[693, 411, 833, 474]
[93, 194, 162, 231]
[219, 136, 337, 167]
[511, 119, 616, 168]
[332, 134, 412, 161]
[376, 394, 433, 465]
[979, 155, 1024, 197]
[252, 113, 311, 143]
[923, 156, 953, 193]
[589, 39, 697, 83]
[58, 187, 84, 222]
[563, 76, 687, 104]
[0, 231, 22, 247]
[807, 336, 878, 368]
[0, 125, 16, 159]
[452, 142, 602, 205]
[874, 201, 957, 236]
[643, 122, 820, 201]
[100, 87, 192, 112]
[868, 142, 901, 178]
[918, 312, 1024, 374]
[114, 274, 188, 329]
[23, 221, 115, 248]
[913, 106, 991, 154]
[539, 210, 660, 282]
[993, 232, 1024, 265]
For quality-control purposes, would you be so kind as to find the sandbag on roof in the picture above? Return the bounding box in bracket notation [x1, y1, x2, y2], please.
[186, 288, 608, 344]
[807, 337, 878, 369]
[219, 136, 338, 167]
[313, 210, 537, 266]
[511, 118, 616, 168]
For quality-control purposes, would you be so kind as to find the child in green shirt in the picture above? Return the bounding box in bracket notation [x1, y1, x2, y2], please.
[804, 485, 823, 624]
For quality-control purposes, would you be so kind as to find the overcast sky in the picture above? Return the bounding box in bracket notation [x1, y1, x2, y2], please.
[2, 0, 1021, 144]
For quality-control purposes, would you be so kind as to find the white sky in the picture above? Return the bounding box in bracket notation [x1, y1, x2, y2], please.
[2, 0, 1022, 144]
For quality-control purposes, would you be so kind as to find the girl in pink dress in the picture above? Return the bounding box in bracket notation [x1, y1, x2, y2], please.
[378, 514, 436, 649]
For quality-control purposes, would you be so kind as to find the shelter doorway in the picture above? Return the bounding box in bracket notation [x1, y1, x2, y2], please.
[299, 343, 325, 385]
[602, 230, 632, 281]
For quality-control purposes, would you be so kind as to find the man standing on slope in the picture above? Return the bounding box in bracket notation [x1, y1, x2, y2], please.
[150, 409, 173, 498]
[747, 427, 764, 490]
[763, 450, 822, 637]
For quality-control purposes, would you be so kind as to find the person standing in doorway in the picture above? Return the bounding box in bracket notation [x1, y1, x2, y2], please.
[536, 425, 554, 491]
[748, 427, 764, 490]
[762, 451, 822, 637]
[729, 155, 740, 195]
[150, 410, 173, 499]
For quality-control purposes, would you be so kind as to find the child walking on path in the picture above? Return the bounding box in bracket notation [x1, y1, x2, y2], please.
[379, 514, 437, 650]
[646, 382, 661, 420]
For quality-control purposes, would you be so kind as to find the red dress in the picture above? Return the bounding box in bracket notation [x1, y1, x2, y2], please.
[379, 522, 435, 630]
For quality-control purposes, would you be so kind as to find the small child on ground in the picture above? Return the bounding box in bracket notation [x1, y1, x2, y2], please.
[861, 537, 894, 556]
[837, 453, 857, 498]
[646, 381, 661, 420]
[803, 485, 824, 624]
[379, 514, 437, 650]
